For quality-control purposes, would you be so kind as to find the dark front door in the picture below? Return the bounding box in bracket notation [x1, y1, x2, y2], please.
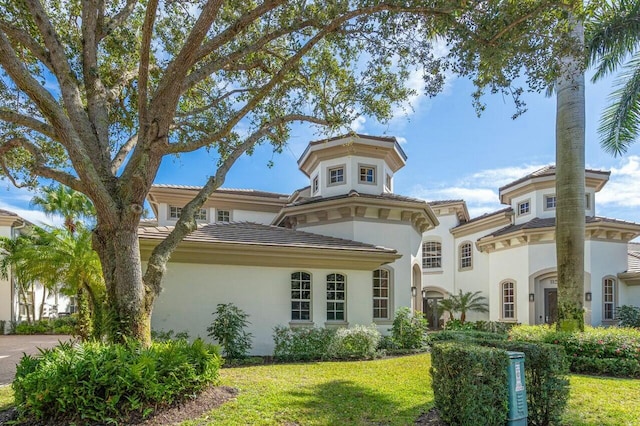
[424, 297, 443, 330]
[544, 289, 558, 324]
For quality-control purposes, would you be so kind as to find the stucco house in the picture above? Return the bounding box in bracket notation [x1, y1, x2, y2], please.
[142, 134, 640, 354]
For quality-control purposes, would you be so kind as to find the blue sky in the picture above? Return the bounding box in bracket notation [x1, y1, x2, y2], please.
[1, 68, 639, 228]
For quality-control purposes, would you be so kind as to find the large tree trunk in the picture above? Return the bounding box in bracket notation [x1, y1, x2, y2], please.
[555, 16, 585, 332]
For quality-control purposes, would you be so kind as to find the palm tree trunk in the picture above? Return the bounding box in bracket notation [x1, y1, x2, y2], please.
[39, 286, 47, 320]
[555, 15, 586, 332]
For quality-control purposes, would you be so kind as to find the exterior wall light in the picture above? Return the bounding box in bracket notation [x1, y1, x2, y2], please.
[528, 293, 535, 302]
[411, 286, 417, 297]
[422, 289, 427, 299]
[585, 292, 592, 302]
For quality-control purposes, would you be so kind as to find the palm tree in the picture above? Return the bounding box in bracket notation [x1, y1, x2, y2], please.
[453, 290, 489, 324]
[437, 297, 457, 322]
[30, 185, 95, 234]
[586, 0, 640, 156]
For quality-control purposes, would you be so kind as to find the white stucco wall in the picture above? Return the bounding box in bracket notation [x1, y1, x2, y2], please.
[151, 262, 377, 355]
[0, 225, 12, 324]
[310, 156, 389, 198]
[587, 240, 629, 325]
[422, 214, 457, 295]
[156, 203, 275, 226]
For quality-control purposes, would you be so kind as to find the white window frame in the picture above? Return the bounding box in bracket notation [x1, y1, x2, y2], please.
[373, 268, 391, 321]
[517, 199, 531, 216]
[216, 209, 231, 222]
[459, 242, 473, 271]
[194, 208, 208, 221]
[327, 165, 346, 186]
[358, 164, 376, 184]
[169, 205, 182, 219]
[603, 277, 617, 321]
[544, 194, 556, 210]
[291, 272, 312, 322]
[422, 241, 442, 269]
[585, 193, 591, 210]
[501, 280, 516, 320]
[326, 273, 346, 321]
[385, 174, 392, 191]
[312, 175, 319, 194]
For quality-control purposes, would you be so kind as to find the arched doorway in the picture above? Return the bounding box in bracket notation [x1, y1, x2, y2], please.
[412, 264, 421, 313]
[422, 287, 447, 330]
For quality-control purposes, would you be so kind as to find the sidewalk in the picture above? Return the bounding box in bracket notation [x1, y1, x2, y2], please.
[0, 335, 72, 385]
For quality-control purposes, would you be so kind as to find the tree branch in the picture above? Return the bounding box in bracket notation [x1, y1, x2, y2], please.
[0, 110, 59, 140]
[0, 136, 83, 191]
[111, 133, 138, 174]
[174, 88, 254, 118]
[0, 20, 54, 73]
[101, 0, 138, 39]
[138, 0, 159, 129]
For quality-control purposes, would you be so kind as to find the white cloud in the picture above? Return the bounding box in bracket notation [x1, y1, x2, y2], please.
[350, 116, 366, 132]
[396, 136, 408, 145]
[597, 155, 640, 208]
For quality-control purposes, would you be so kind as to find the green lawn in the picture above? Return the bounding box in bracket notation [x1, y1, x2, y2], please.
[2, 354, 640, 425]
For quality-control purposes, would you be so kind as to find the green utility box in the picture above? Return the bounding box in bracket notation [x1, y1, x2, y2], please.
[506, 351, 528, 426]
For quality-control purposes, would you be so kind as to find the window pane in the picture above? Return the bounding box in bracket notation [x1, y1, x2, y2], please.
[422, 241, 442, 269]
[291, 271, 311, 321]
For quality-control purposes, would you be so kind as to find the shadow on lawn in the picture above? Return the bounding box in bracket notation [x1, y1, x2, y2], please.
[286, 379, 429, 424]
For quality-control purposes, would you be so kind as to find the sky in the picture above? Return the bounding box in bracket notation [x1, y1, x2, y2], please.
[1, 66, 639, 230]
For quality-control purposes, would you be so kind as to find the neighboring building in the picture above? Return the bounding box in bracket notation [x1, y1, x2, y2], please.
[143, 134, 640, 354]
[0, 210, 74, 331]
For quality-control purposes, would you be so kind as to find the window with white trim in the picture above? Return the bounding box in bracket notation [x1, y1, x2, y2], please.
[517, 200, 530, 216]
[359, 165, 376, 184]
[422, 241, 442, 269]
[502, 281, 515, 319]
[385, 174, 392, 191]
[585, 193, 591, 209]
[312, 175, 319, 194]
[291, 272, 311, 321]
[326, 273, 346, 321]
[328, 166, 345, 185]
[373, 269, 390, 320]
[194, 208, 207, 221]
[169, 206, 182, 219]
[603, 277, 617, 321]
[217, 210, 230, 222]
[459, 242, 472, 270]
[545, 195, 556, 209]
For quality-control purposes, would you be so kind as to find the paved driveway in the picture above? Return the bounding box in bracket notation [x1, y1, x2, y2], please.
[0, 335, 73, 385]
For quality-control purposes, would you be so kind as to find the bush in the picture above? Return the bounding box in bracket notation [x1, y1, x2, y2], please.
[443, 318, 476, 331]
[207, 303, 253, 359]
[431, 342, 509, 426]
[327, 325, 381, 359]
[151, 329, 190, 342]
[273, 326, 336, 361]
[617, 305, 640, 328]
[472, 320, 518, 334]
[13, 316, 79, 335]
[12, 339, 221, 424]
[510, 324, 640, 378]
[429, 329, 507, 343]
[390, 307, 429, 349]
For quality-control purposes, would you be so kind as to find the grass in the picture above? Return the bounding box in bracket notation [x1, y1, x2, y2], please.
[563, 375, 640, 426]
[2, 353, 640, 425]
[183, 354, 434, 426]
[0, 385, 12, 412]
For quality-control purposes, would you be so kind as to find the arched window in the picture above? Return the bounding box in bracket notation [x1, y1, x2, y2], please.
[603, 277, 617, 321]
[373, 269, 391, 320]
[459, 242, 473, 270]
[291, 272, 311, 321]
[422, 241, 441, 269]
[327, 273, 346, 321]
[501, 281, 516, 320]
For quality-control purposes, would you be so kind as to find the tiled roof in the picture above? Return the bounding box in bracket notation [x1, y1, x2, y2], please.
[152, 184, 288, 199]
[499, 165, 610, 192]
[629, 243, 640, 273]
[427, 200, 464, 206]
[0, 209, 18, 217]
[485, 216, 640, 239]
[138, 221, 397, 253]
[453, 207, 513, 228]
[289, 190, 428, 207]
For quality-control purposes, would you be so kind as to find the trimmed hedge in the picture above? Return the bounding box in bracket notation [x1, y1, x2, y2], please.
[12, 339, 221, 424]
[429, 329, 507, 342]
[432, 331, 570, 426]
[510, 324, 640, 378]
[431, 342, 509, 426]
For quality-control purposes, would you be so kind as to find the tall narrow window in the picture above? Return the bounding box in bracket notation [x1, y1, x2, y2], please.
[603, 278, 616, 320]
[585, 194, 591, 209]
[312, 175, 319, 194]
[502, 281, 515, 319]
[422, 241, 441, 269]
[459, 242, 472, 270]
[373, 269, 390, 320]
[385, 174, 392, 191]
[326, 273, 346, 321]
[291, 272, 311, 321]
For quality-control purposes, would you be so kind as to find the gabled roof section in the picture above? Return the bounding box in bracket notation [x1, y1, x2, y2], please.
[450, 207, 513, 238]
[427, 200, 470, 222]
[0, 208, 27, 227]
[297, 133, 407, 177]
[498, 165, 610, 204]
[138, 221, 401, 269]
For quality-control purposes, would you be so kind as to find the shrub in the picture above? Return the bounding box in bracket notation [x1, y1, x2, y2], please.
[472, 320, 518, 334]
[273, 326, 336, 361]
[429, 329, 508, 343]
[13, 316, 79, 335]
[327, 325, 381, 359]
[151, 329, 190, 342]
[510, 324, 640, 377]
[431, 342, 509, 426]
[390, 307, 429, 349]
[12, 339, 221, 424]
[207, 303, 253, 359]
[443, 318, 476, 331]
[617, 305, 640, 328]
